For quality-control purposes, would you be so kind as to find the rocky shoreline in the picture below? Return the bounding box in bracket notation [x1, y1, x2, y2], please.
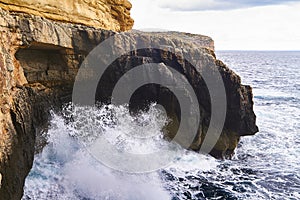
[0, 2, 258, 199]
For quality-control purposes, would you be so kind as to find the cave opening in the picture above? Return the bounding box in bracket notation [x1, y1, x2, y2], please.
[15, 43, 80, 89]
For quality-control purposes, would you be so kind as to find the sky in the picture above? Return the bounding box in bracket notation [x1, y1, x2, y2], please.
[129, 0, 300, 50]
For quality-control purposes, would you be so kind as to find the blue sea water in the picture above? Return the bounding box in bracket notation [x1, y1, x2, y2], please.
[22, 51, 300, 199]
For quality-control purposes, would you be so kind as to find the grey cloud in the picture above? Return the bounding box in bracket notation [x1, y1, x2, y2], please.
[159, 0, 299, 11]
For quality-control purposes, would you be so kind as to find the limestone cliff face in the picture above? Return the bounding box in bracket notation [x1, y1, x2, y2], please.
[0, 6, 258, 200]
[0, 7, 115, 199]
[0, 0, 134, 32]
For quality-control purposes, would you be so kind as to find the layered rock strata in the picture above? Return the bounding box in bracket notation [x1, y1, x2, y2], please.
[0, 0, 134, 31]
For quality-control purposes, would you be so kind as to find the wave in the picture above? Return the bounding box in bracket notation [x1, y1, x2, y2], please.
[22, 104, 173, 200]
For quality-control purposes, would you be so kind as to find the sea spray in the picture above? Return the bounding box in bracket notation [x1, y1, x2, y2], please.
[22, 104, 174, 200]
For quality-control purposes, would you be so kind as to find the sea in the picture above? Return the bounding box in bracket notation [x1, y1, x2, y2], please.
[22, 51, 300, 200]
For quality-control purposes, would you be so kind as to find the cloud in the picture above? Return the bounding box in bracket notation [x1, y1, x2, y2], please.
[158, 0, 298, 11]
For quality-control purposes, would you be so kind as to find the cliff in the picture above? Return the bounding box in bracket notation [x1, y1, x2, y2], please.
[0, 0, 134, 32]
[0, 4, 258, 200]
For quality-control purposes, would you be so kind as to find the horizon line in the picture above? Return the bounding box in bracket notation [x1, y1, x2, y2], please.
[216, 49, 300, 51]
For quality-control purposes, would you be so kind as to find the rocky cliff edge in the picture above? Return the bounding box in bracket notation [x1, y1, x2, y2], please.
[0, 5, 258, 200]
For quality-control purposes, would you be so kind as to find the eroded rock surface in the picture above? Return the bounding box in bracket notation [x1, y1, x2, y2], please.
[0, 7, 258, 200]
[0, 0, 134, 31]
[0, 7, 111, 199]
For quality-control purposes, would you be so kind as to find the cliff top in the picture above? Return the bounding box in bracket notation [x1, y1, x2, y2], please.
[132, 30, 215, 51]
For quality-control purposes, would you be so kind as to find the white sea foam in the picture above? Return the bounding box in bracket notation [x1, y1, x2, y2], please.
[23, 104, 175, 200]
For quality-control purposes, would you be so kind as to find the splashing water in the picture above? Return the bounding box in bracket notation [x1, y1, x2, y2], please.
[22, 104, 175, 199]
